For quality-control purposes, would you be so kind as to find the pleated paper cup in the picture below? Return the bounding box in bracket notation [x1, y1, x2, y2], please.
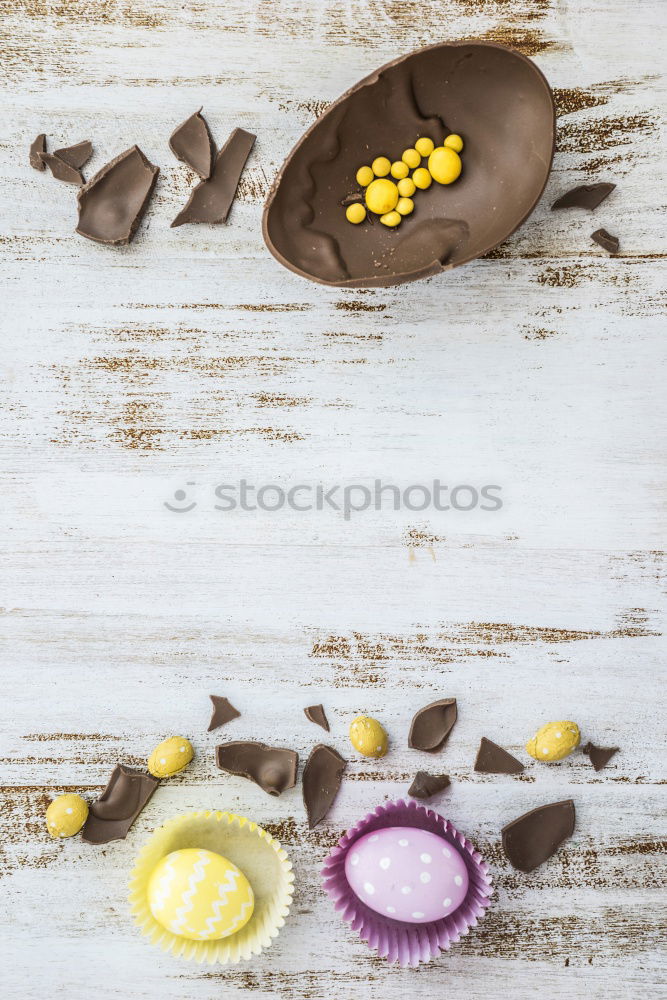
[129, 809, 294, 964]
[322, 798, 492, 967]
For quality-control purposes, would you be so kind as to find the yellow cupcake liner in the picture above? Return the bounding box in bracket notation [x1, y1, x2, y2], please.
[128, 810, 294, 964]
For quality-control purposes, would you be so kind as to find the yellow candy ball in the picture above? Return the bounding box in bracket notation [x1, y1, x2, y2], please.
[396, 197, 414, 216]
[397, 177, 416, 197]
[380, 211, 401, 227]
[371, 156, 391, 177]
[526, 721, 581, 762]
[346, 203, 366, 224]
[46, 793, 88, 839]
[444, 133, 464, 153]
[365, 178, 399, 215]
[349, 715, 389, 757]
[401, 147, 421, 169]
[356, 165, 374, 187]
[390, 160, 409, 180]
[412, 167, 432, 190]
[427, 146, 462, 185]
[147, 736, 194, 778]
[148, 849, 254, 941]
[415, 137, 435, 157]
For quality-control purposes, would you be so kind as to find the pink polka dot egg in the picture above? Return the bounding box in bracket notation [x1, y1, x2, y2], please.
[344, 826, 469, 923]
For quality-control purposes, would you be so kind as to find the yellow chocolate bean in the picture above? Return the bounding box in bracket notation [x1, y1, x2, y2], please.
[444, 133, 464, 153]
[427, 146, 462, 184]
[401, 147, 421, 169]
[397, 177, 416, 198]
[380, 211, 401, 227]
[526, 721, 581, 762]
[390, 160, 409, 180]
[396, 197, 414, 216]
[365, 178, 399, 215]
[415, 137, 435, 156]
[346, 203, 367, 224]
[356, 165, 374, 187]
[412, 167, 432, 190]
[371, 156, 391, 177]
[147, 736, 194, 778]
[349, 715, 389, 757]
[46, 793, 88, 839]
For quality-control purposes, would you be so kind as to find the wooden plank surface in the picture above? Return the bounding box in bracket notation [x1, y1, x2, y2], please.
[1, 0, 665, 996]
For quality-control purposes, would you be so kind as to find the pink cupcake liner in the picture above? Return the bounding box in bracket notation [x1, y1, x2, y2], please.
[322, 798, 493, 967]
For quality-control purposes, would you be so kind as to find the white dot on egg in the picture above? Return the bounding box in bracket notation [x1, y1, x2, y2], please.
[379, 857, 391, 870]
[420, 872, 431, 884]
[442, 847, 451, 857]
[387, 906, 396, 914]
[160, 757, 167, 764]
[542, 748, 549, 755]
[555, 731, 562, 738]
[443, 897, 452, 907]
[420, 853, 432, 864]
[364, 882, 376, 895]
[412, 911, 425, 919]
[350, 853, 360, 866]
[179, 746, 186, 752]
[66, 808, 73, 814]
[400, 885, 412, 895]
[369, 834, 379, 842]
[398, 839, 409, 847]
[454, 875, 463, 886]
[375, 745, 382, 751]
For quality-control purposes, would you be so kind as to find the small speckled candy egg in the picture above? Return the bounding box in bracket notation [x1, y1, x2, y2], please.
[147, 736, 194, 778]
[349, 715, 389, 758]
[526, 720, 580, 762]
[345, 827, 469, 922]
[45, 793, 88, 838]
[148, 848, 254, 941]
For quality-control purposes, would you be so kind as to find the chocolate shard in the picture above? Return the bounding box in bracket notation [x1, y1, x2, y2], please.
[408, 770, 450, 800]
[76, 145, 159, 246]
[207, 695, 241, 732]
[551, 182, 615, 211]
[591, 228, 620, 254]
[29, 133, 46, 171]
[502, 799, 575, 872]
[582, 741, 619, 771]
[81, 764, 158, 844]
[53, 140, 93, 171]
[169, 108, 215, 179]
[304, 704, 330, 732]
[216, 741, 298, 797]
[408, 698, 457, 753]
[171, 127, 255, 227]
[474, 737, 525, 775]
[302, 744, 346, 827]
[41, 152, 84, 186]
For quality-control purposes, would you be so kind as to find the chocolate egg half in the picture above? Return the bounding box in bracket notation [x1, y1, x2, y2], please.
[263, 41, 555, 287]
[344, 826, 469, 922]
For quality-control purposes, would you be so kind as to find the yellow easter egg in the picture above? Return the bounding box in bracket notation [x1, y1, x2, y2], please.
[397, 177, 416, 198]
[526, 721, 581, 762]
[147, 736, 194, 778]
[349, 715, 389, 758]
[45, 793, 88, 838]
[345, 202, 366, 224]
[412, 167, 432, 190]
[356, 165, 374, 187]
[415, 136, 435, 157]
[427, 146, 462, 185]
[148, 848, 254, 941]
[365, 178, 399, 215]
[390, 160, 409, 180]
[371, 156, 391, 177]
[444, 133, 464, 152]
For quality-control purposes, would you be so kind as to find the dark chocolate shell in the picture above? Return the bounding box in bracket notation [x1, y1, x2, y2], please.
[263, 41, 555, 287]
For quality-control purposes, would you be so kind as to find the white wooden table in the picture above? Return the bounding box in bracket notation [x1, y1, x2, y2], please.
[1, 1, 665, 997]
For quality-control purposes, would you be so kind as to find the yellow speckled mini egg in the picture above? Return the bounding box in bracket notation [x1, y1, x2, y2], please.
[148, 848, 254, 941]
[349, 715, 388, 758]
[147, 736, 194, 778]
[526, 720, 581, 762]
[45, 793, 88, 838]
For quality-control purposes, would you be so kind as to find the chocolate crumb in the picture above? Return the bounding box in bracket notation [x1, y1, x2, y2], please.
[54, 140, 93, 171]
[41, 153, 84, 186]
[408, 771, 450, 799]
[551, 182, 615, 210]
[207, 695, 241, 732]
[29, 133, 46, 171]
[169, 108, 215, 180]
[304, 704, 330, 732]
[474, 737, 525, 775]
[171, 127, 255, 227]
[591, 228, 620, 254]
[302, 744, 346, 827]
[582, 741, 619, 771]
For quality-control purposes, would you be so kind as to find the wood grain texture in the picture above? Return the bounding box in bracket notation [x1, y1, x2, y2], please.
[1, 0, 666, 996]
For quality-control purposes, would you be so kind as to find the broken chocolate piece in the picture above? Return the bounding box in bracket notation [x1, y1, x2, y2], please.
[207, 695, 241, 732]
[474, 737, 525, 775]
[169, 108, 215, 179]
[304, 704, 330, 732]
[551, 182, 615, 211]
[408, 698, 457, 753]
[502, 799, 575, 872]
[53, 140, 93, 171]
[41, 153, 84, 186]
[216, 741, 298, 796]
[591, 228, 620, 254]
[582, 741, 619, 771]
[302, 744, 346, 827]
[81, 764, 158, 844]
[408, 770, 450, 799]
[171, 127, 255, 227]
[29, 133, 46, 170]
[76, 145, 159, 246]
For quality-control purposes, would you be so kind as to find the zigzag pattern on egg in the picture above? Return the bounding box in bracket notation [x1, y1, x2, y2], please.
[168, 851, 211, 935]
